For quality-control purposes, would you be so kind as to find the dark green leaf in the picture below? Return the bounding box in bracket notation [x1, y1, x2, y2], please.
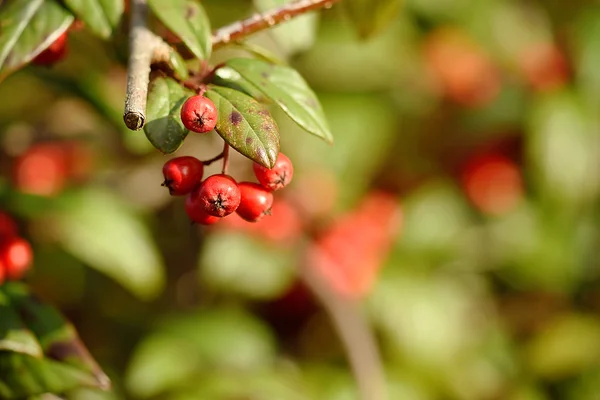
[52, 188, 166, 300]
[0, 288, 42, 357]
[0, 0, 74, 80]
[0, 283, 110, 399]
[344, 0, 402, 38]
[147, 0, 211, 60]
[224, 58, 333, 144]
[206, 85, 280, 168]
[144, 77, 194, 154]
[62, 0, 124, 39]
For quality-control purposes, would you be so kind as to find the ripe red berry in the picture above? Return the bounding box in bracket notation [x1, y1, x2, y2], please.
[253, 152, 294, 191]
[162, 156, 204, 196]
[196, 174, 241, 217]
[1, 237, 33, 281]
[180, 95, 218, 133]
[185, 192, 221, 225]
[13, 143, 68, 197]
[0, 260, 5, 285]
[236, 182, 274, 222]
[32, 31, 68, 66]
[0, 212, 18, 240]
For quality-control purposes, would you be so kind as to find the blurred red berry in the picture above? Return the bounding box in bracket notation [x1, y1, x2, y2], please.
[1, 237, 33, 281]
[63, 141, 95, 182]
[462, 153, 523, 215]
[0, 259, 5, 286]
[253, 152, 294, 191]
[13, 143, 68, 197]
[424, 27, 500, 108]
[32, 31, 68, 66]
[519, 42, 569, 92]
[236, 182, 274, 222]
[0, 212, 18, 240]
[180, 95, 218, 133]
[196, 174, 241, 217]
[162, 156, 204, 196]
[185, 192, 221, 225]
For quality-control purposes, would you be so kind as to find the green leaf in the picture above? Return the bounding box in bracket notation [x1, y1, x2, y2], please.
[144, 77, 194, 154]
[62, 0, 124, 39]
[0, 289, 42, 357]
[198, 231, 295, 300]
[126, 309, 276, 398]
[206, 85, 280, 168]
[52, 188, 165, 300]
[0, 0, 74, 80]
[344, 0, 402, 38]
[147, 0, 212, 60]
[224, 58, 334, 144]
[0, 283, 110, 399]
[167, 46, 189, 81]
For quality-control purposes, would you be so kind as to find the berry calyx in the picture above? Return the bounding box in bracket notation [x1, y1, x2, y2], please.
[180, 95, 218, 133]
[162, 156, 204, 196]
[1, 237, 33, 281]
[236, 182, 274, 222]
[32, 31, 68, 66]
[253, 152, 294, 191]
[196, 174, 241, 217]
[185, 192, 221, 225]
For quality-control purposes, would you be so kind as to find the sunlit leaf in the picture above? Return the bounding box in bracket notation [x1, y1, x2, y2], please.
[224, 58, 333, 143]
[63, 0, 124, 39]
[206, 85, 280, 168]
[52, 188, 165, 300]
[148, 0, 211, 60]
[0, 0, 74, 80]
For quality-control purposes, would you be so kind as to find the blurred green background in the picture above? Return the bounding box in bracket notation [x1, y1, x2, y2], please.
[3, 0, 600, 398]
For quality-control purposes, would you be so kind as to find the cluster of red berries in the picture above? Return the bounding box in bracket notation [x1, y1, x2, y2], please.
[0, 212, 34, 286]
[162, 94, 294, 225]
[163, 151, 293, 225]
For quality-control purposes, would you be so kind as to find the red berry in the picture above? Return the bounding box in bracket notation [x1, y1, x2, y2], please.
[196, 174, 241, 217]
[236, 182, 274, 222]
[1, 237, 33, 281]
[180, 95, 218, 133]
[0, 212, 18, 240]
[13, 143, 68, 197]
[162, 156, 204, 196]
[253, 152, 294, 191]
[0, 260, 4, 285]
[32, 31, 68, 66]
[185, 192, 221, 225]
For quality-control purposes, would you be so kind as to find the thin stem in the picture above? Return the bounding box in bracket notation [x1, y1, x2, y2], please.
[202, 151, 225, 166]
[123, 0, 175, 130]
[221, 143, 230, 174]
[299, 255, 387, 400]
[211, 0, 342, 49]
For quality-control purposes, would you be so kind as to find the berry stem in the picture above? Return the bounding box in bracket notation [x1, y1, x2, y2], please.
[211, 0, 341, 49]
[221, 143, 230, 174]
[299, 254, 387, 400]
[202, 151, 225, 166]
[123, 0, 180, 131]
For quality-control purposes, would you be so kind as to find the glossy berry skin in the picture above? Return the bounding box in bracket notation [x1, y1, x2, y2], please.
[32, 31, 68, 66]
[180, 95, 218, 133]
[162, 156, 204, 196]
[196, 174, 241, 217]
[1, 237, 33, 281]
[236, 182, 274, 222]
[253, 153, 294, 191]
[185, 192, 221, 225]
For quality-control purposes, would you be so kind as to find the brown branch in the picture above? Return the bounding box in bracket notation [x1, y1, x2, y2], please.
[298, 254, 387, 400]
[211, 0, 342, 49]
[123, 0, 176, 131]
